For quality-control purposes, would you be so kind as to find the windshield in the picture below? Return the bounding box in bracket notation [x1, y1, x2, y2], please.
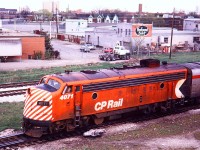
[47, 79, 61, 90]
[36, 79, 61, 92]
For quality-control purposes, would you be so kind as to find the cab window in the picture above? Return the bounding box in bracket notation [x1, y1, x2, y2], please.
[62, 86, 72, 94]
[40, 77, 47, 84]
[47, 79, 61, 90]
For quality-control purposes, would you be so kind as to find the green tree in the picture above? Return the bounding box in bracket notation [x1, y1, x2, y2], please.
[38, 9, 53, 21]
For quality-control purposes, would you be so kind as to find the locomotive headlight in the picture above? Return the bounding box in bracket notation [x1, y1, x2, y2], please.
[37, 101, 50, 106]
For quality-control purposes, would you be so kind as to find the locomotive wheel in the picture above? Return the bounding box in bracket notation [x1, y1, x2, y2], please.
[93, 117, 104, 125]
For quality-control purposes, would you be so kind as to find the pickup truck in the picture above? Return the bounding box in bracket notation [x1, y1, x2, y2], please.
[80, 43, 96, 52]
[99, 45, 130, 61]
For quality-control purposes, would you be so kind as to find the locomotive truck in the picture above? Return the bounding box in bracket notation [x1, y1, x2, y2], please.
[23, 59, 200, 137]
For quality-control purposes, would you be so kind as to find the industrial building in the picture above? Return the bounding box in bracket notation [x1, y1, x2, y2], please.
[183, 18, 200, 31]
[0, 31, 45, 61]
[85, 22, 200, 52]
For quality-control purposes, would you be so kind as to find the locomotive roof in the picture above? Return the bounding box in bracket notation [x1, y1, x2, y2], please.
[53, 63, 186, 83]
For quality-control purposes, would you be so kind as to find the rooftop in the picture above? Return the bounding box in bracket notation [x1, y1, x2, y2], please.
[0, 28, 43, 37]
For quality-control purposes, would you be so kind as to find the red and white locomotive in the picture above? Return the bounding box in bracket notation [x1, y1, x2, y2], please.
[22, 59, 200, 137]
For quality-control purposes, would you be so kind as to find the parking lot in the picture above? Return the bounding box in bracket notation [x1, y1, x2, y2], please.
[0, 39, 104, 71]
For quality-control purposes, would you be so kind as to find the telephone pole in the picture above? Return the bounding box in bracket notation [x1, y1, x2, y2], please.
[55, 7, 59, 35]
[169, 8, 175, 59]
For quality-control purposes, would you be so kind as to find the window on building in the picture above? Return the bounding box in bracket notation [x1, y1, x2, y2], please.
[193, 37, 200, 43]
[125, 29, 127, 36]
[164, 37, 168, 43]
[118, 28, 119, 34]
[120, 29, 122, 36]
[128, 29, 131, 36]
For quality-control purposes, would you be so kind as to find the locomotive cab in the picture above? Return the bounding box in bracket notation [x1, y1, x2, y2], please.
[23, 76, 77, 137]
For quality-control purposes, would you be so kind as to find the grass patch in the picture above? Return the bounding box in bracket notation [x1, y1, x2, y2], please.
[0, 102, 24, 131]
[151, 51, 200, 63]
[0, 62, 123, 84]
[1, 52, 200, 84]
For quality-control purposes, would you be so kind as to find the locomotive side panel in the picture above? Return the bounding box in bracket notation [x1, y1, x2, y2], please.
[81, 88, 127, 115]
[80, 80, 177, 116]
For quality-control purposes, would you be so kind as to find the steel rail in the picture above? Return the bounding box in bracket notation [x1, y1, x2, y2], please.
[0, 89, 27, 97]
[0, 81, 39, 89]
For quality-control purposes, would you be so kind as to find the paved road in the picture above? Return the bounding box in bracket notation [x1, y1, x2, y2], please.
[51, 39, 102, 61]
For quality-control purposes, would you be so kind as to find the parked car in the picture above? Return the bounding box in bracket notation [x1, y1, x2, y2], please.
[80, 43, 96, 52]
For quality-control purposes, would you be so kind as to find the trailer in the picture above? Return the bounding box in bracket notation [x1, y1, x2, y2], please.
[0, 38, 22, 62]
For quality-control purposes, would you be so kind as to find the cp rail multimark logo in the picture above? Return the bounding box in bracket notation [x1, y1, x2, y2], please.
[136, 26, 149, 36]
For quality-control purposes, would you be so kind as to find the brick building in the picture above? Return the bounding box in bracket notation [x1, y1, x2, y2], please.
[0, 32, 45, 60]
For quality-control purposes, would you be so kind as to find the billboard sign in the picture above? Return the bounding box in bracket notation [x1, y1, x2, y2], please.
[132, 24, 152, 37]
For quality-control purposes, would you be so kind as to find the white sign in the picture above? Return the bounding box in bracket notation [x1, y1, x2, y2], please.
[94, 98, 123, 111]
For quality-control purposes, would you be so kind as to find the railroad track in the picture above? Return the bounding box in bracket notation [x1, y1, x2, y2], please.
[0, 103, 199, 149]
[0, 89, 27, 97]
[0, 131, 35, 149]
[0, 81, 39, 89]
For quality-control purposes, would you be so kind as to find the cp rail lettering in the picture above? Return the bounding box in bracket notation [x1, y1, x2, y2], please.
[94, 98, 123, 111]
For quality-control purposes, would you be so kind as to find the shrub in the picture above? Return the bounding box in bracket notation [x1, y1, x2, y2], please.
[33, 51, 42, 59]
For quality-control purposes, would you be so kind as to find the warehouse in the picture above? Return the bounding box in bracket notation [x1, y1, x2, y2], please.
[0, 31, 45, 62]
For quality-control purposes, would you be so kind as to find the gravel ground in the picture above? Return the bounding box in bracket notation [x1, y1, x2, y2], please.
[13, 108, 199, 150]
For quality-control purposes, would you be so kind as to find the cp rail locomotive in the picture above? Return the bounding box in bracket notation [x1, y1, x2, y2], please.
[22, 59, 200, 137]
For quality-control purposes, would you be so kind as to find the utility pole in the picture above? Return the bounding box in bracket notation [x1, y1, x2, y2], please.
[55, 7, 59, 35]
[169, 8, 175, 59]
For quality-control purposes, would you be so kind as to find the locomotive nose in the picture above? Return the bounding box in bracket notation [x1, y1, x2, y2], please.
[23, 87, 53, 121]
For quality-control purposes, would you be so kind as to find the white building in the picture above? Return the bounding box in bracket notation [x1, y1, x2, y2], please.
[183, 18, 200, 31]
[112, 14, 119, 23]
[104, 15, 111, 23]
[139, 28, 200, 48]
[97, 15, 103, 23]
[86, 23, 200, 50]
[103, 14, 119, 23]
[65, 19, 94, 37]
[88, 15, 93, 23]
[86, 26, 117, 47]
[85, 23, 131, 48]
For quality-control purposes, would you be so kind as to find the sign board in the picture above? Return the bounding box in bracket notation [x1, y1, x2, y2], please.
[132, 24, 152, 37]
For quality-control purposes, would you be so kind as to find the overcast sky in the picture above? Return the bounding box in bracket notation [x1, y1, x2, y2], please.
[1, 0, 200, 13]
